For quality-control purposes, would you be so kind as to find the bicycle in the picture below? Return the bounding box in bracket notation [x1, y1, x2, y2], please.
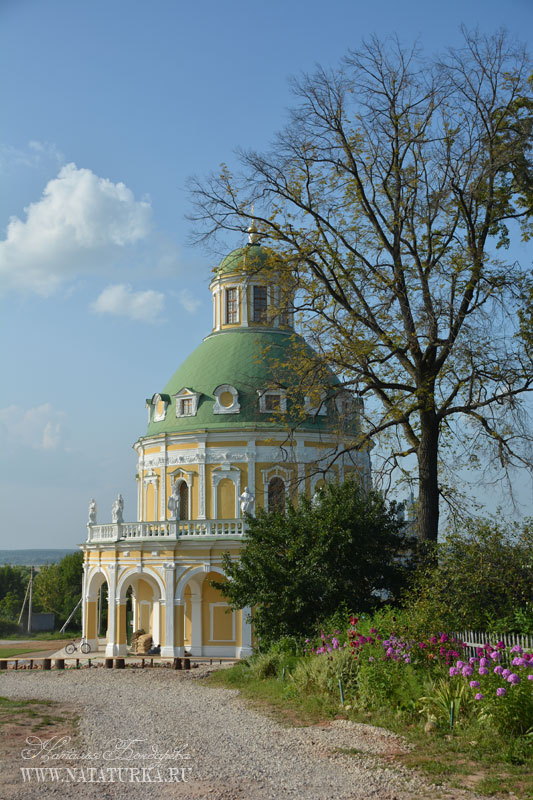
[65, 639, 91, 655]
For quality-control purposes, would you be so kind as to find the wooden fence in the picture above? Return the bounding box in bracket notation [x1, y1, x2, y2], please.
[453, 630, 532, 660]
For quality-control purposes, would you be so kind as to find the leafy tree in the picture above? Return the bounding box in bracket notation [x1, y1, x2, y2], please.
[404, 518, 533, 634]
[0, 565, 29, 621]
[212, 480, 410, 645]
[190, 29, 533, 541]
[34, 552, 83, 627]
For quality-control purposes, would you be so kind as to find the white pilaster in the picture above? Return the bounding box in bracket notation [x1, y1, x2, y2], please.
[161, 564, 176, 657]
[237, 606, 253, 658]
[105, 564, 118, 657]
[189, 595, 202, 656]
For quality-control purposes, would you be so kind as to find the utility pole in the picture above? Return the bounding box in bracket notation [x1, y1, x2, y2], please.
[27, 566, 33, 633]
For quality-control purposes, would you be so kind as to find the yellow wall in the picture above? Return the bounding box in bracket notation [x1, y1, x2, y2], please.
[145, 483, 155, 521]
[201, 573, 235, 645]
[85, 600, 97, 639]
[218, 478, 235, 518]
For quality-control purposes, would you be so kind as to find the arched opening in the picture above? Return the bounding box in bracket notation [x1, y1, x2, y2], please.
[179, 480, 188, 520]
[268, 477, 285, 512]
[84, 571, 110, 652]
[217, 477, 236, 518]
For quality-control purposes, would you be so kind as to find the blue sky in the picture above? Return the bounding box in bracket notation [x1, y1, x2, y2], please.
[1, 0, 532, 549]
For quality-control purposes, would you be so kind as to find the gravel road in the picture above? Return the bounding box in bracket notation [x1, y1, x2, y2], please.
[0, 665, 479, 800]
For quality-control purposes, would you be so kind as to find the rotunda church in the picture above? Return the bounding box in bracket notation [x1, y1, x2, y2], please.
[82, 238, 370, 658]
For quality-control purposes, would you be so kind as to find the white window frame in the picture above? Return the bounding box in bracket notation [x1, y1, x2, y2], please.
[224, 286, 240, 325]
[304, 390, 327, 416]
[174, 388, 201, 418]
[213, 384, 240, 415]
[257, 388, 287, 414]
[152, 393, 169, 422]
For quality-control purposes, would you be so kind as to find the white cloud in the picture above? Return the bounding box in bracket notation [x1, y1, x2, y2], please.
[0, 163, 152, 295]
[0, 140, 64, 171]
[177, 289, 202, 314]
[0, 404, 66, 451]
[91, 283, 165, 323]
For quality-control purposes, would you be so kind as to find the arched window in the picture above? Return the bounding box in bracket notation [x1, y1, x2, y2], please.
[268, 477, 285, 513]
[179, 480, 188, 520]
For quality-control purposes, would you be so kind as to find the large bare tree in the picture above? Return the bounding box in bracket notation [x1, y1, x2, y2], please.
[189, 30, 533, 542]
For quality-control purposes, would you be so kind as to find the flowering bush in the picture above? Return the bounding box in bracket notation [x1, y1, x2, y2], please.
[448, 643, 533, 735]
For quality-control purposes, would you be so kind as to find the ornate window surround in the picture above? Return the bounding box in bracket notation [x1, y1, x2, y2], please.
[304, 390, 327, 416]
[213, 384, 240, 415]
[168, 468, 193, 521]
[261, 465, 292, 509]
[151, 393, 170, 422]
[211, 463, 242, 518]
[174, 387, 201, 418]
[257, 388, 287, 414]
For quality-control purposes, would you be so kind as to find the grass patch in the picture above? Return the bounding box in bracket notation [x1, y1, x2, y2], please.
[207, 661, 533, 799]
[0, 696, 78, 733]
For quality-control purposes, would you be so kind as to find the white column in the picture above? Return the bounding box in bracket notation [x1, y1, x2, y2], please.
[198, 446, 206, 519]
[161, 564, 176, 657]
[189, 595, 202, 656]
[246, 441, 256, 496]
[152, 601, 161, 646]
[160, 464, 166, 520]
[81, 563, 88, 641]
[238, 606, 253, 658]
[105, 565, 118, 657]
[296, 438, 306, 496]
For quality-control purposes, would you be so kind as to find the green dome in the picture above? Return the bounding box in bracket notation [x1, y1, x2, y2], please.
[144, 328, 342, 437]
[214, 243, 278, 278]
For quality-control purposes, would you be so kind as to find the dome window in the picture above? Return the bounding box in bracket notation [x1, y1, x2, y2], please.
[174, 387, 201, 418]
[213, 384, 240, 415]
[224, 287, 240, 324]
[257, 388, 287, 414]
[252, 285, 268, 323]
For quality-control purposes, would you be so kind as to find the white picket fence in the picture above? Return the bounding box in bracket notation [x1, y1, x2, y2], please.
[453, 630, 532, 659]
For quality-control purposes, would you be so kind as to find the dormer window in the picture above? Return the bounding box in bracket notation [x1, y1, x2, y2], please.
[252, 285, 268, 323]
[225, 287, 239, 324]
[258, 388, 287, 414]
[304, 390, 327, 416]
[174, 388, 201, 418]
[151, 393, 170, 422]
[213, 384, 240, 415]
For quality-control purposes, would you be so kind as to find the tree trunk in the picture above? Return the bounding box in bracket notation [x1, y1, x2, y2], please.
[417, 411, 440, 542]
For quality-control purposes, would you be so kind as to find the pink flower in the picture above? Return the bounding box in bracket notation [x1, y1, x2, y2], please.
[479, 667, 489, 675]
[462, 666, 474, 677]
[479, 657, 489, 667]
[496, 687, 506, 696]
[493, 665, 503, 675]
[489, 651, 501, 661]
[449, 667, 460, 677]
[456, 660, 466, 669]
[507, 673, 520, 684]
[475, 693, 484, 700]
[469, 680, 480, 688]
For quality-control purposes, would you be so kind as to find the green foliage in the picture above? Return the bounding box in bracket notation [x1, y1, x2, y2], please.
[212, 480, 409, 644]
[404, 518, 533, 633]
[33, 552, 84, 627]
[0, 566, 29, 621]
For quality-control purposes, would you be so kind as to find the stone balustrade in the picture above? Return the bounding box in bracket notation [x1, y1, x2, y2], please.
[86, 519, 246, 543]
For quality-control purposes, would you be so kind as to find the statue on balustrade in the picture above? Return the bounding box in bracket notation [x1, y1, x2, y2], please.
[168, 482, 181, 520]
[239, 486, 255, 516]
[88, 498, 97, 524]
[112, 493, 124, 523]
